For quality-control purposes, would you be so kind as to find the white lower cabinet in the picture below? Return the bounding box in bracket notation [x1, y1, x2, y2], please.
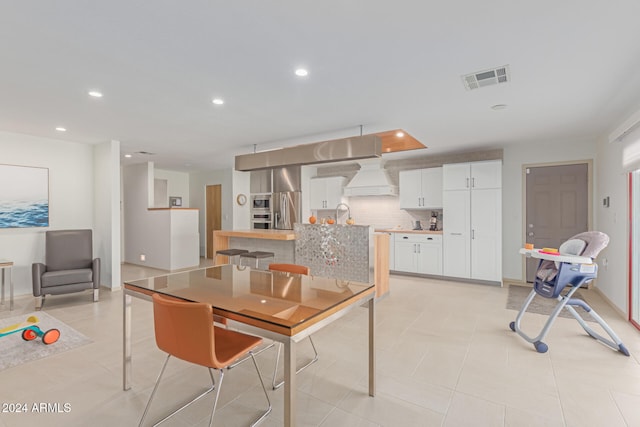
[443, 187, 501, 282]
[394, 234, 442, 275]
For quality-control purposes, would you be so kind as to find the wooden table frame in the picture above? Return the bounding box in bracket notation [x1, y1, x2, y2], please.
[122, 272, 376, 427]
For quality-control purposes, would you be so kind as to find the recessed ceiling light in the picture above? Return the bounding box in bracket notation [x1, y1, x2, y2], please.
[124, 154, 132, 158]
[396, 131, 405, 137]
[295, 68, 308, 77]
[88, 91, 103, 98]
[55, 127, 66, 132]
[491, 104, 508, 110]
[212, 98, 224, 105]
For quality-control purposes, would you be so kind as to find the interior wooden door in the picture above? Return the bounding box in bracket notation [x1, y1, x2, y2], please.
[525, 163, 588, 282]
[206, 184, 222, 259]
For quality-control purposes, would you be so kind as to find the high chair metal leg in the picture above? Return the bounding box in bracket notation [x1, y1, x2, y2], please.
[563, 302, 630, 356]
[509, 286, 630, 356]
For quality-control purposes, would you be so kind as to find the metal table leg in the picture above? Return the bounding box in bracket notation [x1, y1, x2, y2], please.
[1, 268, 4, 307]
[8, 267, 13, 311]
[123, 291, 132, 391]
[368, 297, 375, 396]
[284, 337, 297, 427]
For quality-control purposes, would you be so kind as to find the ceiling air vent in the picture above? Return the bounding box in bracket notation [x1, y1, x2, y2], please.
[462, 65, 510, 90]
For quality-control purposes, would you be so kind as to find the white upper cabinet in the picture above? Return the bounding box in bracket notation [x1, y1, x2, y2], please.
[399, 167, 443, 209]
[443, 160, 501, 191]
[309, 177, 346, 210]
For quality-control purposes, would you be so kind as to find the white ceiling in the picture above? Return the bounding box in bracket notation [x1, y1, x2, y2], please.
[2, 1, 640, 171]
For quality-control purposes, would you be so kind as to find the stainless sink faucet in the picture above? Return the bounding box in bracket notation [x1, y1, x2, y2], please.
[335, 203, 351, 224]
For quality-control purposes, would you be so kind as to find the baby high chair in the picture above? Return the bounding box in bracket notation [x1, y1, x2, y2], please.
[511, 231, 629, 355]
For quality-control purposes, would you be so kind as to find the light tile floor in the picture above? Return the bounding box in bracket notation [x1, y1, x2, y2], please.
[0, 263, 639, 427]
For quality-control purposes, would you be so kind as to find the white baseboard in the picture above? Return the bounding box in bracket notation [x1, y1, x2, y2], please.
[592, 286, 628, 320]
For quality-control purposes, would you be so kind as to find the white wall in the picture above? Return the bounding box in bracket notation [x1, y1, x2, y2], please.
[154, 168, 190, 207]
[0, 131, 96, 296]
[594, 108, 640, 313]
[93, 140, 121, 289]
[232, 170, 250, 230]
[122, 163, 172, 269]
[122, 162, 199, 270]
[502, 138, 597, 281]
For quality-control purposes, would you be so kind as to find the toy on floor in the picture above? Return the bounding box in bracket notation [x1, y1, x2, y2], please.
[0, 315, 60, 345]
[512, 231, 629, 356]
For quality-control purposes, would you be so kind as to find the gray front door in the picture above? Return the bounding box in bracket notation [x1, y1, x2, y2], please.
[525, 163, 589, 282]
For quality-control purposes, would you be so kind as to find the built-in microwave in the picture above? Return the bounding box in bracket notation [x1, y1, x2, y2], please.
[252, 194, 271, 211]
[252, 221, 272, 230]
[252, 212, 272, 229]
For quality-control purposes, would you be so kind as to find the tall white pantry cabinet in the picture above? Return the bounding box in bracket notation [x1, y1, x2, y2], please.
[442, 160, 502, 283]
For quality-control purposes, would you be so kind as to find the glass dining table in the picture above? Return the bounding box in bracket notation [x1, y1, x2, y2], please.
[123, 264, 376, 426]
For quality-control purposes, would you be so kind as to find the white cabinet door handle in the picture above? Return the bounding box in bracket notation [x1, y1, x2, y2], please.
[472, 177, 475, 188]
[466, 177, 469, 188]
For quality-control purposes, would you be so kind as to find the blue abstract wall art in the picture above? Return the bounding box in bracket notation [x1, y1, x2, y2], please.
[0, 164, 49, 228]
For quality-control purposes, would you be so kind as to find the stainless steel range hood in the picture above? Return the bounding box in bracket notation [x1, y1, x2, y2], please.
[235, 135, 381, 171]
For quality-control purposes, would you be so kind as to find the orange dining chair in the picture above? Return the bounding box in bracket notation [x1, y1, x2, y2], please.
[268, 263, 319, 390]
[139, 294, 271, 427]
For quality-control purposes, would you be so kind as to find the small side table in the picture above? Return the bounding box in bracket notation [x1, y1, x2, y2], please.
[0, 260, 14, 311]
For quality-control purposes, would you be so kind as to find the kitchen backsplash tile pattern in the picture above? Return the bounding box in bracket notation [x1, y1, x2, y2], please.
[314, 196, 442, 230]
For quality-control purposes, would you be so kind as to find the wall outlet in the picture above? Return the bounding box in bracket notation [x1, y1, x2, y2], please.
[140, 254, 146, 262]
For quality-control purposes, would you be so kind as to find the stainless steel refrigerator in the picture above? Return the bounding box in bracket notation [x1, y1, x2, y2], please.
[272, 166, 302, 230]
[273, 191, 302, 229]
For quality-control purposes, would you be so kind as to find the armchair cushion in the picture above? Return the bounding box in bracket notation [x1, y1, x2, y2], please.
[42, 268, 93, 287]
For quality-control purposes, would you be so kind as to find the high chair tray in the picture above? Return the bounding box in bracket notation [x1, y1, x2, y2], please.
[519, 248, 592, 264]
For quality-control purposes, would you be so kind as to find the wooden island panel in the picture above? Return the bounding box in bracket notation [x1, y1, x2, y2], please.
[213, 230, 296, 264]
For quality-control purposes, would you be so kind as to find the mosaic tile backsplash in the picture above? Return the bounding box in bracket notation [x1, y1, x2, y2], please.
[295, 223, 373, 283]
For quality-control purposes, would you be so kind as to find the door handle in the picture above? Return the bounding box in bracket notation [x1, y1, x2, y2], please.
[451, 232, 462, 235]
[471, 229, 475, 239]
[466, 177, 469, 188]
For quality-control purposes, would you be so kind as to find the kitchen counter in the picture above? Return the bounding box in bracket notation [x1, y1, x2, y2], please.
[214, 229, 296, 240]
[375, 228, 443, 235]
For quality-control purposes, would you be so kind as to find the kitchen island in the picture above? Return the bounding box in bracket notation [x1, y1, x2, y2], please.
[213, 229, 297, 265]
[213, 227, 389, 298]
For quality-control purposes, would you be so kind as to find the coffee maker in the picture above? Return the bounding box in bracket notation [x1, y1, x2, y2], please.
[429, 211, 438, 231]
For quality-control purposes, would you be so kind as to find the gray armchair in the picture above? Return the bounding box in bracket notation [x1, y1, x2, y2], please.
[32, 229, 100, 310]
